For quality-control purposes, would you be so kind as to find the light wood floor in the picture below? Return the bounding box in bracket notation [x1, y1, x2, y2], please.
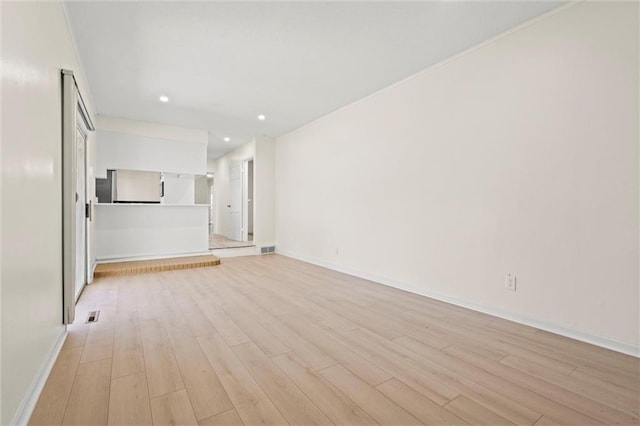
[30, 255, 639, 425]
[209, 234, 254, 250]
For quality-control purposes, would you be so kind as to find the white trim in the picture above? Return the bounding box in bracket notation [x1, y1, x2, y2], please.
[11, 327, 68, 426]
[210, 246, 259, 258]
[89, 261, 98, 283]
[97, 247, 259, 262]
[96, 250, 214, 263]
[276, 249, 640, 358]
[61, 70, 77, 325]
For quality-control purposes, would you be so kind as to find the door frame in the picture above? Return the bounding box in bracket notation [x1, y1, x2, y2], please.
[62, 69, 94, 325]
[229, 162, 243, 241]
[241, 159, 254, 242]
[75, 118, 89, 301]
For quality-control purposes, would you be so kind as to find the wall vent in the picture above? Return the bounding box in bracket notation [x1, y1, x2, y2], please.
[86, 310, 100, 323]
[260, 246, 276, 254]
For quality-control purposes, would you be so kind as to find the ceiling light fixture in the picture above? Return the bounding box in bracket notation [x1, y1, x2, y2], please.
[159, 95, 169, 103]
[257, 114, 266, 121]
[224, 137, 230, 142]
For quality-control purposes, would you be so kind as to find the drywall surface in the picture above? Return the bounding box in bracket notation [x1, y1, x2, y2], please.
[254, 136, 276, 247]
[276, 2, 639, 350]
[97, 130, 206, 176]
[0, 1, 96, 424]
[95, 204, 208, 259]
[97, 115, 207, 145]
[96, 116, 207, 176]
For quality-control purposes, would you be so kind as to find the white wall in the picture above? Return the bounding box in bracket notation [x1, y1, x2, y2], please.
[276, 2, 639, 353]
[95, 205, 208, 260]
[97, 115, 207, 144]
[0, 1, 96, 424]
[254, 136, 276, 247]
[96, 116, 208, 177]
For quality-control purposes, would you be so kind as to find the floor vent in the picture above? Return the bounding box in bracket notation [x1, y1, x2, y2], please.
[86, 310, 100, 323]
[261, 246, 276, 254]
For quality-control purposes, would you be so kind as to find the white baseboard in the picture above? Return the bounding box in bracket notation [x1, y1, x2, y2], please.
[276, 249, 639, 358]
[211, 246, 260, 258]
[11, 327, 68, 426]
[97, 250, 213, 263]
[89, 261, 97, 284]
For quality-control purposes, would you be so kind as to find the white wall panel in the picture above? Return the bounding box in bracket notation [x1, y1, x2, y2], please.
[0, 2, 96, 423]
[254, 136, 276, 247]
[96, 130, 206, 177]
[95, 205, 208, 259]
[275, 2, 639, 351]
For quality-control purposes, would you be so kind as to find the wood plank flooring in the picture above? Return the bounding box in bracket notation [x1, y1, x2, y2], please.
[209, 233, 254, 250]
[30, 254, 639, 425]
[94, 255, 220, 277]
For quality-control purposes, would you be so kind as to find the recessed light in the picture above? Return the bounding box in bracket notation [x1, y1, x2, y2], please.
[159, 95, 169, 103]
[257, 114, 266, 121]
[223, 137, 230, 142]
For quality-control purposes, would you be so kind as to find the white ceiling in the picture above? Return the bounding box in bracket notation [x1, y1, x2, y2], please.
[64, 1, 562, 159]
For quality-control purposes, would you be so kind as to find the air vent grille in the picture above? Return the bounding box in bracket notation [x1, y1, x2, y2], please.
[86, 310, 100, 323]
[260, 246, 276, 254]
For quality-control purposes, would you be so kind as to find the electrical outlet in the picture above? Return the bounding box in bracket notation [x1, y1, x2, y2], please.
[505, 274, 516, 291]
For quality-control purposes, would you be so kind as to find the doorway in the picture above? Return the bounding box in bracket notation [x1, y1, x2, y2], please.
[209, 159, 254, 250]
[243, 160, 254, 242]
[229, 162, 243, 241]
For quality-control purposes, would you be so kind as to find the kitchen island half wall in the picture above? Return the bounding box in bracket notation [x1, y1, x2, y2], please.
[96, 203, 209, 260]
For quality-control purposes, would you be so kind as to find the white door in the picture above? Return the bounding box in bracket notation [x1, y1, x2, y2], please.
[229, 163, 243, 241]
[75, 126, 87, 300]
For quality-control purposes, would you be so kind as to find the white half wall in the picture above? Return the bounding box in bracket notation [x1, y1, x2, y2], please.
[95, 205, 209, 260]
[0, 1, 96, 424]
[275, 2, 639, 352]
